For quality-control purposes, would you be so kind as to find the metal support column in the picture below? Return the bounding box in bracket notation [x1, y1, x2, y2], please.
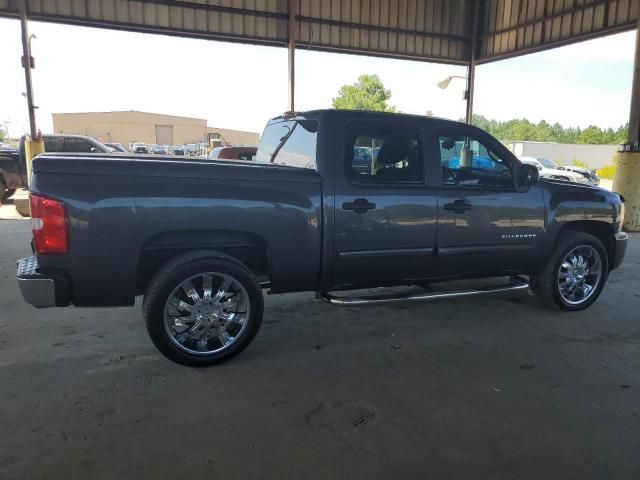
[287, 0, 297, 113]
[19, 0, 37, 139]
[465, 63, 476, 124]
[465, 0, 480, 124]
[612, 25, 640, 231]
[627, 24, 640, 150]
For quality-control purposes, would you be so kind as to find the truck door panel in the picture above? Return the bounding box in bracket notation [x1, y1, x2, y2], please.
[435, 127, 545, 277]
[332, 120, 438, 289]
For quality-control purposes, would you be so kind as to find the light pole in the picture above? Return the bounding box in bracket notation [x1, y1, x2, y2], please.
[20, 1, 38, 139]
[437, 75, 473, 123]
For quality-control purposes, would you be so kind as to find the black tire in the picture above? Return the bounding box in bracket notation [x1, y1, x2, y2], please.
[531, 230, 608, 311]
[143, 250, 264, 366]
[0, 178, 15, 200]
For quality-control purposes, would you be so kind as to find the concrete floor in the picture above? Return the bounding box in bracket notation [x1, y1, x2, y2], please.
[1, 220, 639, 480]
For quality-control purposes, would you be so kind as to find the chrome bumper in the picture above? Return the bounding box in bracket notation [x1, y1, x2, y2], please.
[16, 256, 69, 308]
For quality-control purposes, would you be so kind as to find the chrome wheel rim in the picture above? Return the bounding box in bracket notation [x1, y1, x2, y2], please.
[557, 245, 602, 305]
[163, 273, 250, 355]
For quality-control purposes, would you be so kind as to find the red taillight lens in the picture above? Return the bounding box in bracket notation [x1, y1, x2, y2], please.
[30, 194, 68, 254]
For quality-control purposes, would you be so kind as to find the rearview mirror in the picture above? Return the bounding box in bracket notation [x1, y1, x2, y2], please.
[518, 163, 539, 189]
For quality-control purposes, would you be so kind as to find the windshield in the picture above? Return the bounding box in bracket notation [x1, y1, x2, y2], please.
[255, 119, 317, 169]
[538, 158, 559, 169]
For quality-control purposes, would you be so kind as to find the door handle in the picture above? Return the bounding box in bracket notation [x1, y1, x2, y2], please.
[443, 199, 472, 214]
[342, 198, 377, 214]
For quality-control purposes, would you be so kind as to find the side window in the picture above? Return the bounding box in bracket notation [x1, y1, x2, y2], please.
[65, 138, 95, 152]
[439, 132, 512, 187]
[346, 127, 423, 183]
[44, 138, 60, 152]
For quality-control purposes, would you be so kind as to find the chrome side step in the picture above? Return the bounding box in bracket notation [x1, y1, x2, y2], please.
[319, 276, 529, 306]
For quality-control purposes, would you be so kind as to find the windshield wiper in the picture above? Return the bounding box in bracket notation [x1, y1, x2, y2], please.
[270, 122, 298, 163]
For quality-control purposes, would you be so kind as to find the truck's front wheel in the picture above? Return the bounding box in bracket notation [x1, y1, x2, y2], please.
[143, 251, 264, 366]
[532, 231, 608, 311]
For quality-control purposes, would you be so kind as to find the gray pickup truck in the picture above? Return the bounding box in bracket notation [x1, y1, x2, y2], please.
[17, 110, 628, 366]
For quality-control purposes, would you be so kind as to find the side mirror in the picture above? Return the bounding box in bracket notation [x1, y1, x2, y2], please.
[518, 163, 539, 189]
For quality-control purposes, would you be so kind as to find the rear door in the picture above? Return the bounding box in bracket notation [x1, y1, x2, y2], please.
[332, 118, 438, 289]
[435, 125, 545, 277]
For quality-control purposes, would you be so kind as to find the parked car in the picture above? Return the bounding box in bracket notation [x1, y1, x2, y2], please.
[151, 145, 168, 155]
[556, 165, 600, 186]
[186, 143, 200, 156]
[1, 134, 111, 199]
[0, 147, 23, 199]
[208, 146, 257, 161]
[43, 134, 112, 153]
[105, 143, 127, 153]
[171, 146, 186, 156]
[130, 142, 148, 154]
[517, 156, 584, 183]
[16, 110, 628, 366]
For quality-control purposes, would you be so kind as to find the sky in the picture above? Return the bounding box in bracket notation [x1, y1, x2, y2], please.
[0, 17, 636, 138]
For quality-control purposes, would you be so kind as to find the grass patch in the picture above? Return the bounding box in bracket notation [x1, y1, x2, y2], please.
[597, 164, 616, 180]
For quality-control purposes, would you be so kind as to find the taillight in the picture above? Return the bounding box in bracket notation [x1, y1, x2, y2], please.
[30, 194, 68, 254]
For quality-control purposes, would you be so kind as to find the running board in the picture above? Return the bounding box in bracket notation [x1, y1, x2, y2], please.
[319, 276, 529, 306]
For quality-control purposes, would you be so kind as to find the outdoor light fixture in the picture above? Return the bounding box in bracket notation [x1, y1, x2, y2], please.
[437, 75, 467, 89]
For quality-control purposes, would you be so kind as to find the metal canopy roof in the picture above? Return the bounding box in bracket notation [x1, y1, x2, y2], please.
[0, 0, 637, 65]
[480, 0, 639, 63]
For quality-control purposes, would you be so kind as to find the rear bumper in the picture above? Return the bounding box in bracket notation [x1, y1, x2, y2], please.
[611, 232, 628, 271]
[16, 256, 69, 308]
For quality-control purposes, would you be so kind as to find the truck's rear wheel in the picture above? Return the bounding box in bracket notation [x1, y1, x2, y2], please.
[532, 231, 608, 311]
[143, 251, 264, 366]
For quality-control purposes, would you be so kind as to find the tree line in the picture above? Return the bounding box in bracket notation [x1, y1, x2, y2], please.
[332, 75, 628, 146]
[470, 115, 628, 145]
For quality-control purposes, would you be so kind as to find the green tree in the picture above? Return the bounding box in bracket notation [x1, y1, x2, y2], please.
[535, 120, 553, 141]
[0, 120, 7, 143]
[613, 123, 629, 144]
[576, 125, 606, 144]
[332, 74, 396, 112]
[506, 119, 538, 141]
[470, 115, 627, 145]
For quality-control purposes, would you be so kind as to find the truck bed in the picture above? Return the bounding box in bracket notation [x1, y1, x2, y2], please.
[30, 153, 323, 306]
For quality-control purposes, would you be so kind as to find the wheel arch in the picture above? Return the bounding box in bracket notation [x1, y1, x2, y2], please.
[136, 229, 272, 294]
[552, 221, 614, 270]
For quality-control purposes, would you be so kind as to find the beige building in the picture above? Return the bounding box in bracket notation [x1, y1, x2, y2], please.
[51, 111, 259, 147]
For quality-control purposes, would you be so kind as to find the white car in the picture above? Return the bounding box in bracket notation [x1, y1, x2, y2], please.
[517, 156, 585, 184]
[556, 165, 600, 186]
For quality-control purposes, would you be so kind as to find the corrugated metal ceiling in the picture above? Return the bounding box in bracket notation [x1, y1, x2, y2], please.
[479, 0, 639, 63]
[0, 0, 637, 64]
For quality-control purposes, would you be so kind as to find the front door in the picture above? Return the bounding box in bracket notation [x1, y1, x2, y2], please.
[435, 126, 545, 278]
[332, 119, 438, 289]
